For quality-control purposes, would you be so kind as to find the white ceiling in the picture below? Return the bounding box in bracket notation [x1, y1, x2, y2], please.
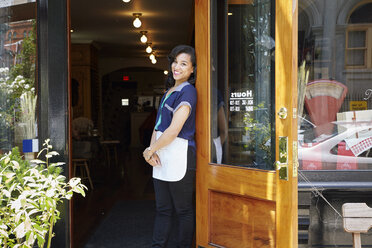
[70, 0, 194, 60]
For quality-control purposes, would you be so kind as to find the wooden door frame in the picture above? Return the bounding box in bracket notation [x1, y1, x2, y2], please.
[195, 0, 298, 246]
[275, 0, 298, 246]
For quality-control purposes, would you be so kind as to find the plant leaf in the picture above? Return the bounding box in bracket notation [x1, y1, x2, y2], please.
[30, 159, 45, 164]
[14, 222, 26, 239]
[10, 160, 20, 169]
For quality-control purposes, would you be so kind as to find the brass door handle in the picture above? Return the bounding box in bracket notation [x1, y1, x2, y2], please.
[278, 107, 288, 119]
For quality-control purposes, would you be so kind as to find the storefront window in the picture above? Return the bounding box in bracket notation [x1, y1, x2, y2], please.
[210, 0, 275, 170]
[0, 1, 37, 153]
[298, 0, 372, 170]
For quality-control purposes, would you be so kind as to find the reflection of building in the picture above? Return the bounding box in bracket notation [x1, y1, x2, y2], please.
[0, 0, 35, 8]
[2, 20, 33, 65]
[299, 0, 372, 111]
[298, 1, 372, 247]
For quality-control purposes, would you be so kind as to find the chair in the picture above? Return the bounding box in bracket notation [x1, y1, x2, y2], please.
[342, 203, 372, 248]
[72, 140, 94, 189]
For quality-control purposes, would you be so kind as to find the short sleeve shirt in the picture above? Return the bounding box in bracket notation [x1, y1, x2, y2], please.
[154, 81, 197, 151]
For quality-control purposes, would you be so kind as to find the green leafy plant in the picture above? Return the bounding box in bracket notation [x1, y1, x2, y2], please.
[0, 139, 86, 248]
[243, 102, 274, 167]
[0, 21, 37, 150]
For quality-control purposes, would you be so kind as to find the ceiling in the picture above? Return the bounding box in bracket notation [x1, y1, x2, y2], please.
[70, 0, 195, 62]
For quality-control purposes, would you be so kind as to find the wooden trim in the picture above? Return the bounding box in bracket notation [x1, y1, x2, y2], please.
[207, 166, 276, 201]
[275, 0, 298, 247]
[195, 0, 210, 246]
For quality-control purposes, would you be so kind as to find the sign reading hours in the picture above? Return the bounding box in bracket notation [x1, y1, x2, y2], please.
[229, 90, 254, 112]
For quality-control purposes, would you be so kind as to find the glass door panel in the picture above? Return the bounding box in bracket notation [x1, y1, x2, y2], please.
[211, 0, 275, 170]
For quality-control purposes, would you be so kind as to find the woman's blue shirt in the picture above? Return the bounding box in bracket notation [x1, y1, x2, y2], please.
[154, 81, 197, 151]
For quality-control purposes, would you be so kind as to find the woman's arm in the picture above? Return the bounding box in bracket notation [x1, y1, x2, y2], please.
[217, 106, 228, 144]
[143, 105, 190, 160]
[149, 128, 157, 146]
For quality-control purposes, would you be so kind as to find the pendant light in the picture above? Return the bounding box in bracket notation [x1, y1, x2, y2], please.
[146, 43, 152, 53]
[132, 13, 142, 28]
[140, 31, 148, 43]
[149, 52, 155, 61]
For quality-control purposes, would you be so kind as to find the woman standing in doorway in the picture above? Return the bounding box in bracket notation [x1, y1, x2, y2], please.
[143, 44, 197, 248]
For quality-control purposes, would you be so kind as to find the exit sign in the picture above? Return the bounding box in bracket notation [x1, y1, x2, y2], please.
[123, 75, 130, 81]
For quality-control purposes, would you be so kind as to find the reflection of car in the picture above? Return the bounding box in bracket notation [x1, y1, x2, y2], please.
[298, 121, 372, 170]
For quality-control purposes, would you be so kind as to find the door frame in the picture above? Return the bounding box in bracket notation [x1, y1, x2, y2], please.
[194, 0, 298, 246]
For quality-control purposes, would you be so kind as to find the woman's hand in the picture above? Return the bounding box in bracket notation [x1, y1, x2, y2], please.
[147, 153, 161, 167]
[143, 147, 153, 161]
[143, 147, 160, 166]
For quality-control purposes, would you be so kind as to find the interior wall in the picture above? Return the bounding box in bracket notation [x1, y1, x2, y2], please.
[99, 57, 168, 79]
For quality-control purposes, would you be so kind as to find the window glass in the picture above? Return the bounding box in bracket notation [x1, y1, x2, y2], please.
[346, 50, 365, 66]
[347, 30, 365, 48]
[298, 0, 372, 170]
[0, 1, 37, 153]
[211, 0, 275, 170]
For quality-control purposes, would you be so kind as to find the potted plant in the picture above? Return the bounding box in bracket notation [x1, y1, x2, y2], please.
[0, 139, 86, 248]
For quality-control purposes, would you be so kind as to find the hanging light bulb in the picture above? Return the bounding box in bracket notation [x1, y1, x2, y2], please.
[149, 52, 155, 61]
[132, 13, 142, 28]
[122, 0, 131, 2]
[140, 31, 148, 43]
[151, 58, 157, 64]
[146, 43, 152, 53]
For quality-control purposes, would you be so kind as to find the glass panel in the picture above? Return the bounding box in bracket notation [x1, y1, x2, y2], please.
[298, 0, 372, 171]
[0, 1, 37, 153]
[211, 0, 275, 170]
[346, 49, 365, 66]
[347, 31, 366, 48]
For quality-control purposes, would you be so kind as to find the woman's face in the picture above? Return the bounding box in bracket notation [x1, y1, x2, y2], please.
[171, 53, 194, 84]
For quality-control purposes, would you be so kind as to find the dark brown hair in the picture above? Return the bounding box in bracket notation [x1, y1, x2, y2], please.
[165, 45, 196, 89]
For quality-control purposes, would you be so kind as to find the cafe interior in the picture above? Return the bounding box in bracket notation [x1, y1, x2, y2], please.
[69, 0, 195, 246]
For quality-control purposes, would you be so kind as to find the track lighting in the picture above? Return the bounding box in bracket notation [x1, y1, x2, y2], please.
[151, 58, 157, 64]
[140, 31, 148, 43]
[132, 13, 142, 28]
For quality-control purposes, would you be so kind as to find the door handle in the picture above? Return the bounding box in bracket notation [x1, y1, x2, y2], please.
[277, 107, 288, 119]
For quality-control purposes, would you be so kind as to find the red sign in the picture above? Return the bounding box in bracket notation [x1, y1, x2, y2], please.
[123, 76, 129, 81]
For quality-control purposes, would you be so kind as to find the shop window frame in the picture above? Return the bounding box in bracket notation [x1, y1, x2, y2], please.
[345, 25, 372, 69]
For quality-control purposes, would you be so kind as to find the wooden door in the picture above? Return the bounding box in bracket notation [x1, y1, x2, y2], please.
[195, 0, 298, 247]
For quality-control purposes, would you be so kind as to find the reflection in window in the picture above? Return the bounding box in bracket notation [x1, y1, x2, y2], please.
[211, 0, 275, 170]
[298, 0, 372, 171]
[0, 4, 37, 152]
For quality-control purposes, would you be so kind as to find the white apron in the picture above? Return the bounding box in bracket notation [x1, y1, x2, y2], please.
[153, 131, 188, 182]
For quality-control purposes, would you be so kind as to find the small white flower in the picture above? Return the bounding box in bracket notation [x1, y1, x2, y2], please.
[24, 84, 30, 89]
